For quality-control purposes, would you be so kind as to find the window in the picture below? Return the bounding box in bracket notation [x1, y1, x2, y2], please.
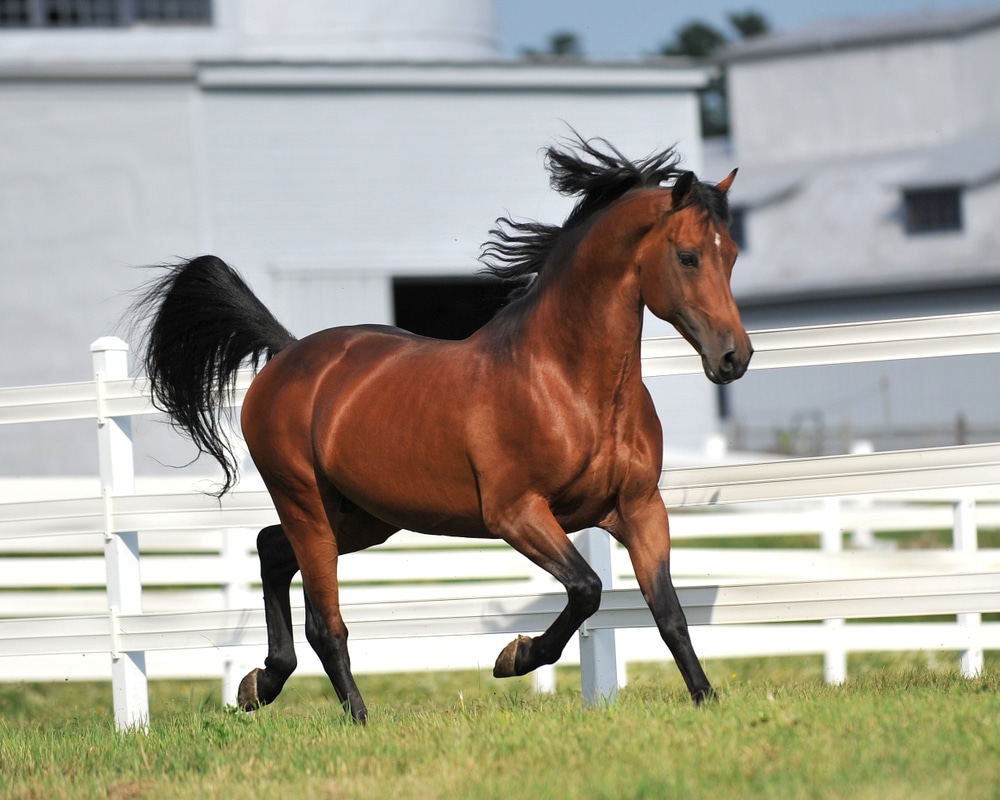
[903, 187, 962, 234]
[0, 0, 211, 27]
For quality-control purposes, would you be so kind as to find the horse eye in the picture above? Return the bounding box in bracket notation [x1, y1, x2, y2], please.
[678, 251, 700, 269]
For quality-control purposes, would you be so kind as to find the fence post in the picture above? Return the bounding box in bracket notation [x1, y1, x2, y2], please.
[576, 527, 618, 704]
[821, 497, 847, 685]
[92, 337, 149, 732]
[953, 497, 983, 678]
[848, 441, 875, 549]
[221, 528, 254, 706]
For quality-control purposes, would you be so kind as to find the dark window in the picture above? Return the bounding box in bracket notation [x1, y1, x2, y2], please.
[393, 277, 511, 340]
[0, 0, 29, 26]
[133, 0, 210, 23]
[0, 0, 211, 27]
[903, 187, 962, 234]
[728, 206, 747, 250]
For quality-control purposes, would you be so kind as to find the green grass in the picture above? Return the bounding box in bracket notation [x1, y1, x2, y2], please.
[2, 657, 999, 799]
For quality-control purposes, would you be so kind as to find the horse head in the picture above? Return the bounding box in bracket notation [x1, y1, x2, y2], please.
[638, 168, 752, 384]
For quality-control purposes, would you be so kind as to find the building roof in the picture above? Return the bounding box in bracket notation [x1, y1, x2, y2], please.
[707, 128, 1000, 208]
[722, 5, 1000, 63]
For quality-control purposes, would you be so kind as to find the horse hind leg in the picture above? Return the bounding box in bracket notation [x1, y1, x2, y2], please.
[259, 482, 373, 722]
[491, 497, 603, 678]
[237, 524, 301, 711]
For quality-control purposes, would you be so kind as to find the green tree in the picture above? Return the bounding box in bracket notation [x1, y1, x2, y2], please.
[660, 11, 771, 137]
[522, 30, 583, 60]
[661, 21, 728, 58]
[728, 10, 769, 39]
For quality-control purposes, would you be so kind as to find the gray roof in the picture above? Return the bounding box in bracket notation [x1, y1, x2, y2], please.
[705, 128, 1000, 209]
[722, 5, 1000, 63]
[900, 129, 1000, 190]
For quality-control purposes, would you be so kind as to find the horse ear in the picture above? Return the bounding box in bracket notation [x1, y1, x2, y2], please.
[671, 171, 695, 208]
[715, 168, 738, 195]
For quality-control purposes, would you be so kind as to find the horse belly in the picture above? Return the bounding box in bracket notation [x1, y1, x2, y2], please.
[309, 340, 489, 537]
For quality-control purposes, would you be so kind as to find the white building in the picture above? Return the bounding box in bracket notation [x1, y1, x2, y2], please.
[707, 6, 1000, 454]
[0, 1, 714, 476]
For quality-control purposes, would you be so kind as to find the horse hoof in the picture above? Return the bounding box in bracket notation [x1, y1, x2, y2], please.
[693, 686, 718, 706]
[493, 635, 532, 678]
[237, 668, 264, 711]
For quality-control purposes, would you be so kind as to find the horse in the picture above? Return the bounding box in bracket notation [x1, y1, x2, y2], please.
[131, 136, 751, 723]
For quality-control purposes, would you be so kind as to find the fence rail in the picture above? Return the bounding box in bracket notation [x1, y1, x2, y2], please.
[1, 311, 999, 730]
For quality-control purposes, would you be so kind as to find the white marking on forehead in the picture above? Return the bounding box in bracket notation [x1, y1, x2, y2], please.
[714, 232, 722, 248]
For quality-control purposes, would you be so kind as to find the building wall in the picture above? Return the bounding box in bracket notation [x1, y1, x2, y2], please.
[0, 0, 498, 62]
[954, 25, 1000, 135]
[0, 60, 717, 476]
[730, 158, 1000, 299]
[718, 15, 1000, 455]
[0, 73, 205, 385]
[197, 68, 716, 456]
[196, 69, 704, 331]
[729, 38, 961, 166]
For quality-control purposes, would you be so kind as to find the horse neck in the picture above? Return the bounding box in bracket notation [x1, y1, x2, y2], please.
[521, 208, 649, 392]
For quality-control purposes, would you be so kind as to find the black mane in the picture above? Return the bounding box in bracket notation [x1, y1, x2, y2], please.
[479, 136, 729, 291]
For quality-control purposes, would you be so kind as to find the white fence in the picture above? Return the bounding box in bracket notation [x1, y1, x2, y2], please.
[1, 312, 999, 731]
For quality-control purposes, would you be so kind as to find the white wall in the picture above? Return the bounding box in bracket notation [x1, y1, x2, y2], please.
[198, 65, 715, 452]
[0, 76, 205, 385]
[198, 70, 705, 323]
[728, 156, 1000, 299]
[0, 59, 718, 473]
[718, 17, 1000, 454]
[729, 39, 961, 167]
[0, 0, 498, 62]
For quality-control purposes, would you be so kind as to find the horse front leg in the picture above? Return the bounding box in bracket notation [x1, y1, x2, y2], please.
[237, 524, 302, 710]
[491, 495, 603, 678]
[613, 493, 714, 704]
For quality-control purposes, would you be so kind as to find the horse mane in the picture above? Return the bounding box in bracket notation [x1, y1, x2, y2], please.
[479, 135, 729, 293]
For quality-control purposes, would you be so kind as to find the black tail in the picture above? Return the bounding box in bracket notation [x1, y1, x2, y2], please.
[129, 255, 296, 495]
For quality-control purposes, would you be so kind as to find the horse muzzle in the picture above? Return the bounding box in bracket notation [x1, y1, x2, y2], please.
[701, 334, 753, 385]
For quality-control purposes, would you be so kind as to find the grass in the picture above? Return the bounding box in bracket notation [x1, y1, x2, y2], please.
[2, 656, 999, 799]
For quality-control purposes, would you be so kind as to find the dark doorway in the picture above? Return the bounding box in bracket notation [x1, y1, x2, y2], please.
[393, 276, 511, 340]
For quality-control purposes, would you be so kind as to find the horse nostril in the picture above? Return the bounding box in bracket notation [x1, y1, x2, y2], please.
[720, 350, 737, 377]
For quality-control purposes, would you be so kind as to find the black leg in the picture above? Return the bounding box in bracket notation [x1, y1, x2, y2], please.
[492, 500, 603, 678]
[615, 494, 714, 705]
[649, 562, 714, 703]
[303, 592, 368, 723]
[237, 525, 300, 711]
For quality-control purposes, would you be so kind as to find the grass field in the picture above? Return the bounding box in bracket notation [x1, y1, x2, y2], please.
[2, 654, 999, 799]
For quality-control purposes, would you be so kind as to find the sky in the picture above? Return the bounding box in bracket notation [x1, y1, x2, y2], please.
[494, 0, 1000, 58]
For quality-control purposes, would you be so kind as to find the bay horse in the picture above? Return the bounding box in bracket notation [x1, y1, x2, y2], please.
[132, 136, 751, 723]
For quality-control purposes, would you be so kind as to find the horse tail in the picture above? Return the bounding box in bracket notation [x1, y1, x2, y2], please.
[130, 255, 296, 495]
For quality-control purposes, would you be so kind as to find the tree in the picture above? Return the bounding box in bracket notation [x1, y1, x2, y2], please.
[661, 21, 728, 58]
[660, 11, 771, 137]
[728, 10, 769, 40]
[522, 30, 583, 60]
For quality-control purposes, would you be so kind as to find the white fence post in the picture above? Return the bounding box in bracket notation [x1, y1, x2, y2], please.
[848, 441, 875, 549]
[576, 527, 618, 704]
[221, 528, 254, 706]
[92, 337, 149, 732]
[821, 497, 847, 685]
[953, 497, 983, 678]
